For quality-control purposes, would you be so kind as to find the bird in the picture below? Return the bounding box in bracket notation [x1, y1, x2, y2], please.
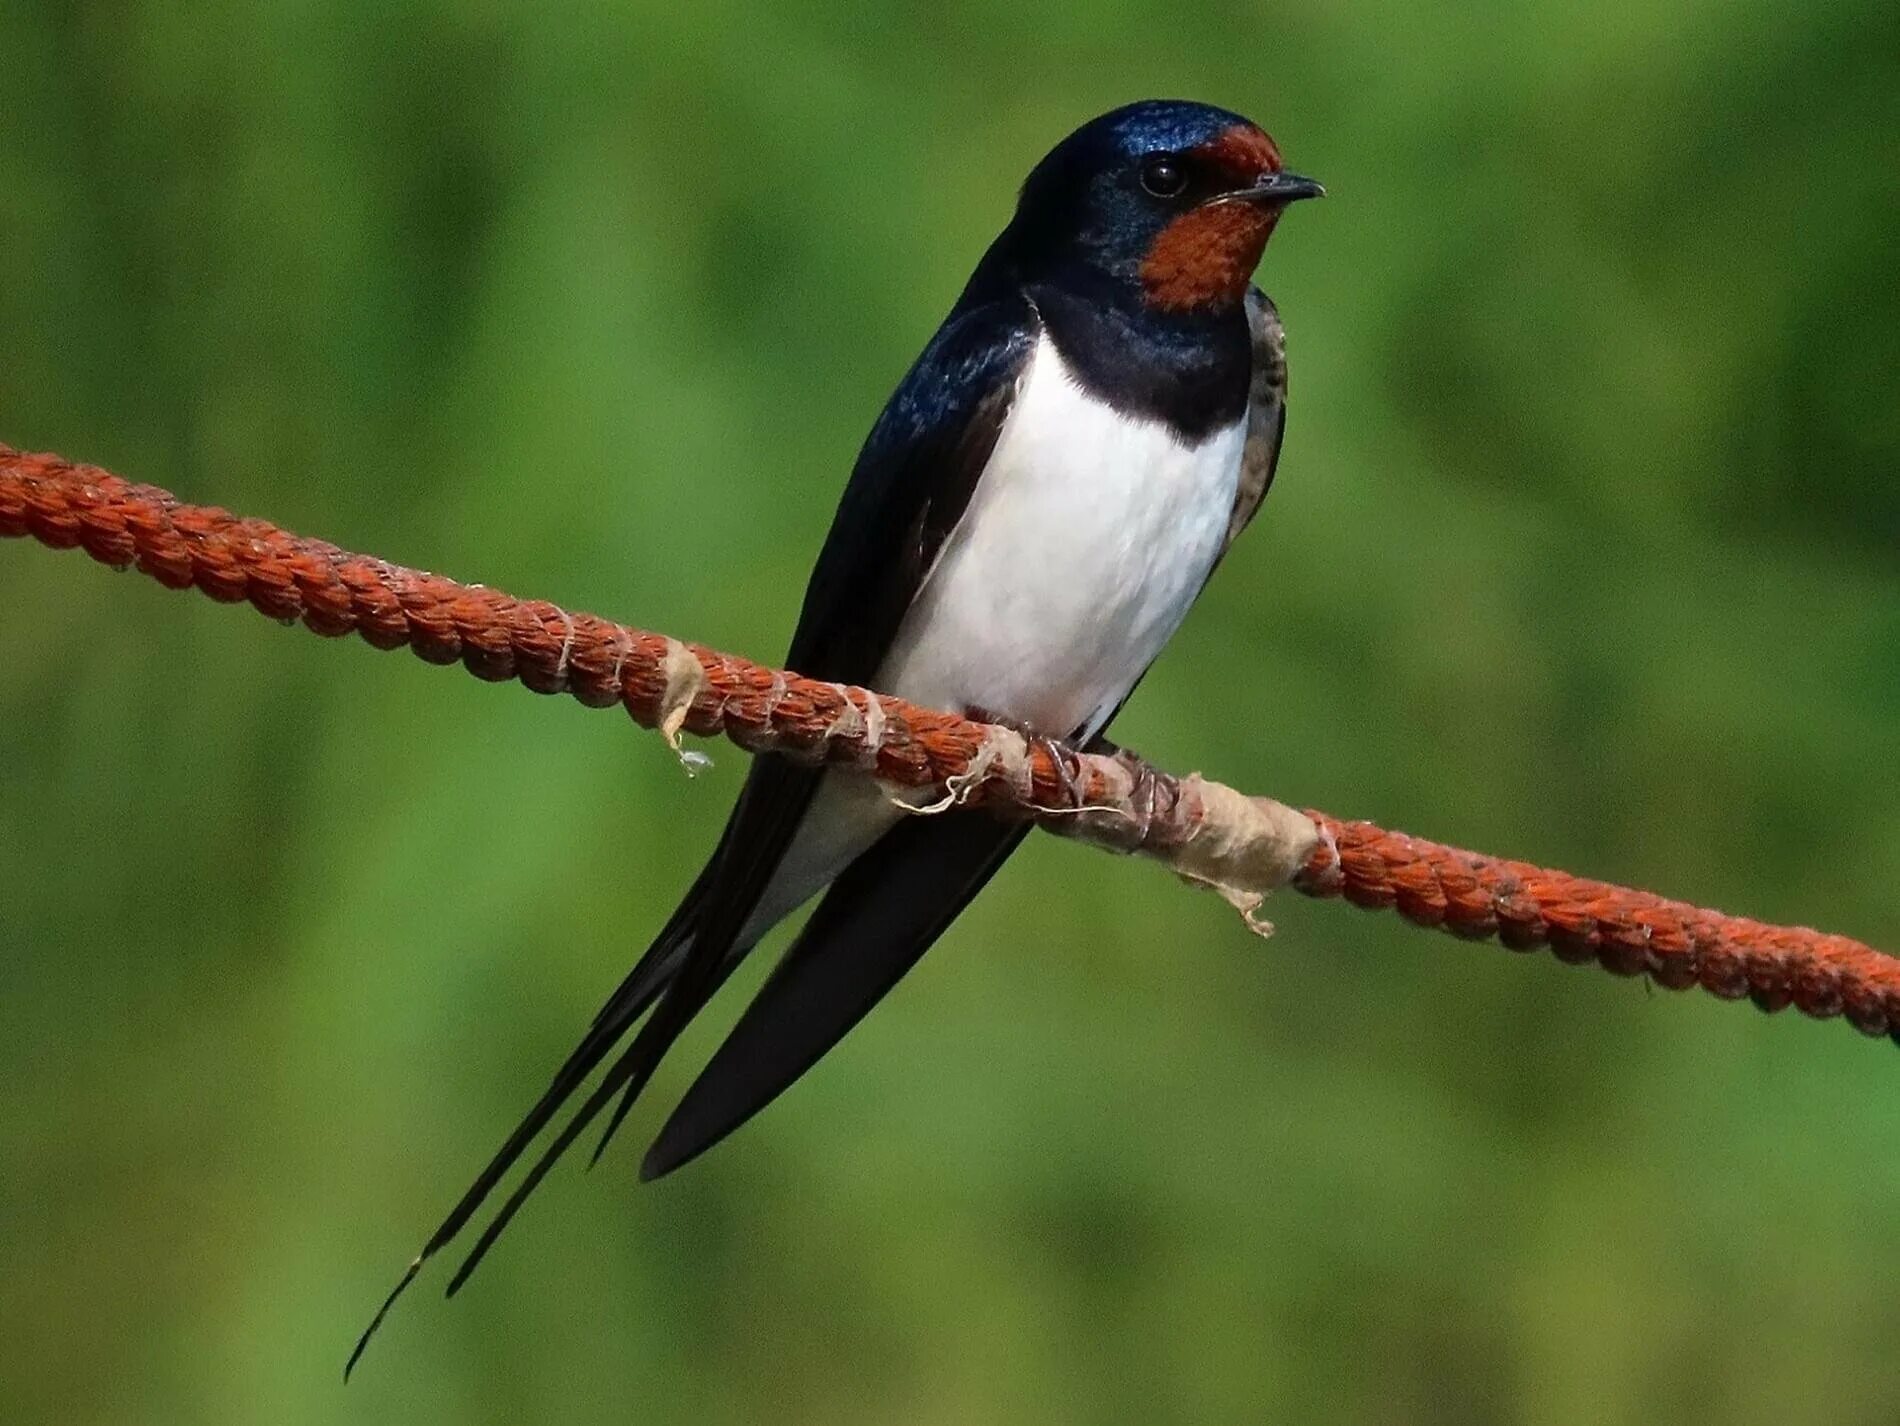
[349, 97, 1320, 1371]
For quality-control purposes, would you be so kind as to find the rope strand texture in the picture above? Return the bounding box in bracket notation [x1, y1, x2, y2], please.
[4, 442, 1895, 1044]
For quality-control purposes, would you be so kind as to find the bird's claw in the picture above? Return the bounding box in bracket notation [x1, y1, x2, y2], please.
[966, 705, 1091, 809]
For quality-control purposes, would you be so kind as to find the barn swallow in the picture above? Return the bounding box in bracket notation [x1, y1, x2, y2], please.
[351, 97, 1319, 1368]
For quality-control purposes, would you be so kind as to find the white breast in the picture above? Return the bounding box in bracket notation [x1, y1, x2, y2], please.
[739, 332, 1245, 945]
[879, 332, 1245, 738]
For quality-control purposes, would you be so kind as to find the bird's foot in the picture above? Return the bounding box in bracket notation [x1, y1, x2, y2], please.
[964, 706, 1094, 809]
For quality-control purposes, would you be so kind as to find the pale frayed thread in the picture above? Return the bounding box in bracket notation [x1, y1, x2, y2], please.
[884, 740, 1318, 937]
[1165, 779, 1322, 938]
[881, 725, 1139, 826]
[760, 671, 788, 725]
[818, 687, 890, 774]
[820, 687, 864, 749]
[607, 626, 633, 688]
[551, 605, 576, 682]
[860, 690, 887, 752]
[886, 725, 1034, 815]
[656, 639, 714, 776]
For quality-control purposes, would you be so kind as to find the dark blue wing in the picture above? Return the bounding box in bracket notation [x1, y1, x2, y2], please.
[785, 296, 1038, 679]
[635, 291, 1295, 1177]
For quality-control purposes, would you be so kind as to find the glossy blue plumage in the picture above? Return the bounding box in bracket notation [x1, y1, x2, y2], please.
[352, 102, 1316, 1361]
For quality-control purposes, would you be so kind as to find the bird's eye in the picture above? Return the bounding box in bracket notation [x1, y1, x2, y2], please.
[1139, 153, 1188, 198]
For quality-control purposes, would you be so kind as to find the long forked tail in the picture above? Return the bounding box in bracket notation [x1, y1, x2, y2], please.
[343, 885, 708, 1378]
[345, 754, 825, 1377]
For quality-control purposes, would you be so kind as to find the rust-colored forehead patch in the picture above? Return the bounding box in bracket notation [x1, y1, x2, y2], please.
[1189, 123, 1283, 182]
[1137, 124, 1286, 312]
[1139, 203, 1278, 313]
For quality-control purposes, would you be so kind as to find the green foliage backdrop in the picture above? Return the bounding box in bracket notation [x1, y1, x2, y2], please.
[2, 3, 1896, 1422]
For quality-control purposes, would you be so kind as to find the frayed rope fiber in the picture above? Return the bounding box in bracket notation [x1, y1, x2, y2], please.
[4, 442, 1897, 1043]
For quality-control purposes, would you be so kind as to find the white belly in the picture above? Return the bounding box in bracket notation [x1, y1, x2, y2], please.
[881, 334, 1245, 737]
[744, 333, 1245, 940]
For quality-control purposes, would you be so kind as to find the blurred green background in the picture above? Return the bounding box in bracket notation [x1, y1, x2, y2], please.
[3, 2, 1897, 1423]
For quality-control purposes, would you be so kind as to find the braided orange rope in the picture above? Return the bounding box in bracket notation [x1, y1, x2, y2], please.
[4, 442, 1895, 1043]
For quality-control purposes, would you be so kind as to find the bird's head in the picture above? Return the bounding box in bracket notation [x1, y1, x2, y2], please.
[1004, 100, 1322, 314]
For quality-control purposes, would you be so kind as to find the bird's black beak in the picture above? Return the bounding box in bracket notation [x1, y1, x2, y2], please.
[1234, 170, 1325, 205]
